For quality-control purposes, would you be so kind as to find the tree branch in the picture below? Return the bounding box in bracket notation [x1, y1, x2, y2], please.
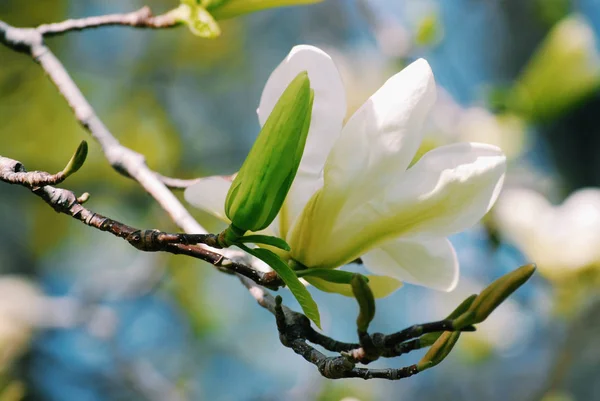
[0, 9, 487, 382]
[37, 6, 180, 37]
[0, 15, 202, 235]
[0, 155, 283, 290]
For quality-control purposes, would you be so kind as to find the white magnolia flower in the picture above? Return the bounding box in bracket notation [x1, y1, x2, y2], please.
[0, 276, 44, 370]
[186, 45, 506, 292]
[426, 88, 527, 160]
[494, 187, 600, 278]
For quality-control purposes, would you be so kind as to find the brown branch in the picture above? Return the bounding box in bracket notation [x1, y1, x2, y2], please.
[239, 276, 452, 380]
[0, 155, 283, 290]
[0, 158, 67, 188]
[37, 6, 180, 37]
[0, 9, 478, 382]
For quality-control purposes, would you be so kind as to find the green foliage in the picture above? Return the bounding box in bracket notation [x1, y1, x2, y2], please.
[210, 0, 324, 20]
[177, 0, 324, 37]
[236, 234, 291, 251]
[61, 141, 88, 178]
[304, 274, 402, 298]
[295, 268, 356, 284]
[237, 244, 321, 328]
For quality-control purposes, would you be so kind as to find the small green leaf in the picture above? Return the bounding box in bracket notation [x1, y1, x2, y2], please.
[211, 0, 323, 20]
[296, 268, 356, 284]
[176, 3, 221, 38]
[238, 244, 321, 328]
[237, 235, 291, 251]
[304, 275, 402, 298]
[351, 274, 375, 333]
[61, 141, 88, 178]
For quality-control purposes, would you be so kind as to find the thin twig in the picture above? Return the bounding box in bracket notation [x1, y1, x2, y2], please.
[0, 155, 282, 289]
[0, 158, 67, 188]
[1, 9, 472, 382]
[0, 17, 203, 235]
[37, 6, 180, 37]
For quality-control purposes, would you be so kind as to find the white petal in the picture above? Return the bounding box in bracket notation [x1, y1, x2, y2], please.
[258, 45, 346, 237]
[362, 237, 459, 291]
[323, 58, 437, 212]
[288, 59, 437, 267]
[309, 143, 505, 268]
[548, 188, 600, 270]
[493, 188, 551, 260]
[184, 176, 232, 222]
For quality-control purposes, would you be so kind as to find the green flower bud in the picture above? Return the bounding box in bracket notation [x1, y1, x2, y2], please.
[209, 0, 323, 20]
[467, 263, 536, 324]
[225, 71, 314, 232]
[417, 331, 461, 372]
[351, 274, 376, 333]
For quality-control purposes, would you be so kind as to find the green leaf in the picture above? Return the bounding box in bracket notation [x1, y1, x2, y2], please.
[304, 275, 402, 298]
[238, 244, 321, 328]
[237, 235, 291, 251]
[61, 140, 88, 178]
[176, 3, 221, 38]
[211, 0, 322, 20]
[296, 268, 356, 284]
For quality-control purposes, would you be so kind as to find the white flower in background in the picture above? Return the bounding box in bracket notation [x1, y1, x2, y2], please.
[0, 276, 44, 370]
[186, 45, 506, 292]
[494, 188, 600, 279]
[426, 88, 528, 160]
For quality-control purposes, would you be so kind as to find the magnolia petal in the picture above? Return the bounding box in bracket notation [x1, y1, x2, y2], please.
[305, 275, 403, 298]
[313, 142, 505, 268]
[552, 188, 600, 270]
[493, 188, 551, 261]
[289, 59, 437, 266]
[493, 188, 600, 273]
[323, 58, 437, 212]
[184, 176, 232, 222]
[258, 45, 346, 237]
[362, 237, 459, 292]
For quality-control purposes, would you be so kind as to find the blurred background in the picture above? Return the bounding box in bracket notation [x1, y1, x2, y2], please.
[1, 0, 600, 400]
